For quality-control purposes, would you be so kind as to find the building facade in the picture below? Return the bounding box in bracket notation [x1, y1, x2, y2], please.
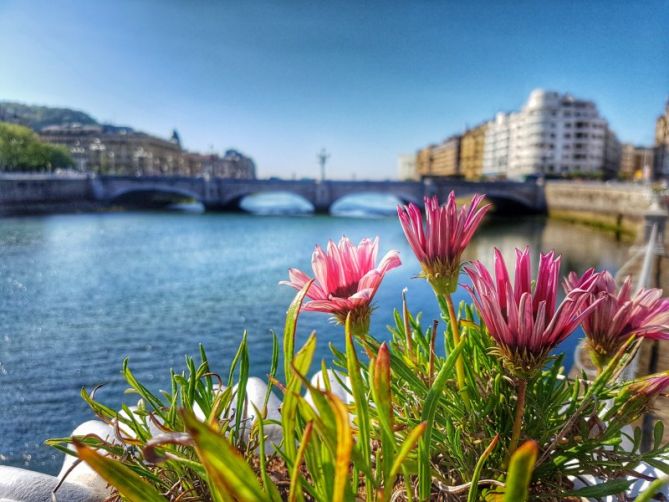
[208, 150, 257, 179]
[438, 89, 622, 181]
[482, 113, 512, 179]
[397, 154, 418, 180]
[40, 124, 183, 175]
[620, 144, 653, 181]
[654, 100, 669, 178]
[416, 136, 461, 178]
[459, 123, 488, 180]
[416, 145, 434, 177]
[511, 90, 614, 177]
[39, 124, 256, 179]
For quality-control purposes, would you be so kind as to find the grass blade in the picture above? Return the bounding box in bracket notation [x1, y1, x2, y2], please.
[182, 409, 266, 502]
[467, 434, 499, 502]
[73, 440, 166, 502]
[503, 440, 538, 502]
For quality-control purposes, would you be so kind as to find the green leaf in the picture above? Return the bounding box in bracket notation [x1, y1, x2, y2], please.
[344, 315, 374, 499]
[282, 332, 317, 462]
[255, 409, 283, 502]
[388, 422, 426, 490]
[566, 478, 634, 498]
[232, 332, 250, 444]
[468, 434, 499, 502]
[503, 440, 538, 502]
[645, 458, 669, 475]
[418, 332, 467, 500]
[328, 392, 353, 502]
[634, 476, 669, 502]
[122, 359, 167, 422]
[654, 420, 665, 450]
[284, 280, 313, 382]
[370, 342, 395, 490]
[288, 421, 313, 502]
[73, 440, 166, 502]
[182, 409, 266, 502]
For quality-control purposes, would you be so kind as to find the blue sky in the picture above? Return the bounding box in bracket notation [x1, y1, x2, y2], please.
[0, 1, 667, 179]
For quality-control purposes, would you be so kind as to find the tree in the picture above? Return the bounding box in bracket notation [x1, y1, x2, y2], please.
[0, 122, 73, 172]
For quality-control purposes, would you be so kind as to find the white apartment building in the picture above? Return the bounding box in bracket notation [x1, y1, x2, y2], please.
[482, 89, 617, 179]
[482, 112, 513, 178]
[397, 153, 418, 180]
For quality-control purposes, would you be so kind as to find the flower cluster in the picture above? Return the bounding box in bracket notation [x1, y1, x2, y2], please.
[283, 193, 669, 381]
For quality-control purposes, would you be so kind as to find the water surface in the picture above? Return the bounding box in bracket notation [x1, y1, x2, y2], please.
[0, 210, 628, 473]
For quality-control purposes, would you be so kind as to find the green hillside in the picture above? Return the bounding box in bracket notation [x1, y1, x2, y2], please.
[0, 101, 98, 130]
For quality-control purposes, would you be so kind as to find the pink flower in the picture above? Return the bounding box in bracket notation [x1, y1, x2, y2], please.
[281, 236, 401, 328]
[608, 371, 669, 422]
[565, 270, 669, 367]
[465, 248, 600, 376]
[398, 192, 490, 295]
[633, 372, 669, 398]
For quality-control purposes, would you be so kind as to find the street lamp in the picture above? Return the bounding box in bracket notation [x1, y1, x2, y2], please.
[318, 148, 330, 181]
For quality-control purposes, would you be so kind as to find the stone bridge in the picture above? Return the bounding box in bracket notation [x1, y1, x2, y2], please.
[91, 176, 546, 213]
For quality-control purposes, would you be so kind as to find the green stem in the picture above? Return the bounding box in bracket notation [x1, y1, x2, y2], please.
[507, 378, 527, 463]
[444, 293, 470, 408]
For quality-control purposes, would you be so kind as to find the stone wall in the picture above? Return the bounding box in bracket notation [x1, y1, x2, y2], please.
[545, 181, 653, 238]
[0, 176, 97, 215]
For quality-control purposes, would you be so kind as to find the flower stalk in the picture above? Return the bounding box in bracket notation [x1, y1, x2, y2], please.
[444, 292, 469, 407]
[507, 378, 527, 462]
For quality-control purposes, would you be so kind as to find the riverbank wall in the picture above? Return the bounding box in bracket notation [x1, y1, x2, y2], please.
[544, 181, 654, 239]
[0, 176, 100, 215]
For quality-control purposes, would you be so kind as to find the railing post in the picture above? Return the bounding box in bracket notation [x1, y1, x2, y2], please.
[639, 194, 667, 451]
[643, 195, 667, 257]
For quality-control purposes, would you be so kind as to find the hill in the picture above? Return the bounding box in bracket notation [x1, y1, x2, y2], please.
[0, 101, 98, 130]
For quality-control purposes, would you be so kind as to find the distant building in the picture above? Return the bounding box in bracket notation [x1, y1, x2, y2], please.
[654, 100, 669, 178]
[459, 123, 488, 180]
[39, 124, 256, 179]
[602, 127, 622, 179]
[620, 144, 653, 181]
[211, 149, 257, 179]
[511, 90, 613, 178]
[421, 89, 622, 181]
[397, 154, 418, 180]
[40, 124, 183, 175]
[482, 113, 512, 179]
[417, 135, 461, 178]
[416, 145, 435, 177]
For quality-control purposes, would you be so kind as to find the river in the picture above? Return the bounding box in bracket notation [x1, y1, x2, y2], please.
[0, 206, 628, 474]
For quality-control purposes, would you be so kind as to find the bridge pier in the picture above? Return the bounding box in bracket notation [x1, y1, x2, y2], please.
[202, 200, 245, 213]
[312, 204, 331, 215]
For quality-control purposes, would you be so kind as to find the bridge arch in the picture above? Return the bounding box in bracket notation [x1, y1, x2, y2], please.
[330, 191, 423, 216]
[238, 191, 315, 214]
[108, 187, 203, 208]
[214, 190, 316, 213]
[482, 192, 543, 214]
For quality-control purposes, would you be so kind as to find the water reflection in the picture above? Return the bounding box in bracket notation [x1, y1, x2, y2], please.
[240, 192, 313, 214]
[467, 217, 627, 276]
[331, 193, 401, 217]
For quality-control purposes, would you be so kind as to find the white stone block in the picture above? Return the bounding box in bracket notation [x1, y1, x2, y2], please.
[304, 369, 352, 408]
[57, 420, 115, 498]
[231, 377, 283, 450]
[0, 465, 100, 502]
